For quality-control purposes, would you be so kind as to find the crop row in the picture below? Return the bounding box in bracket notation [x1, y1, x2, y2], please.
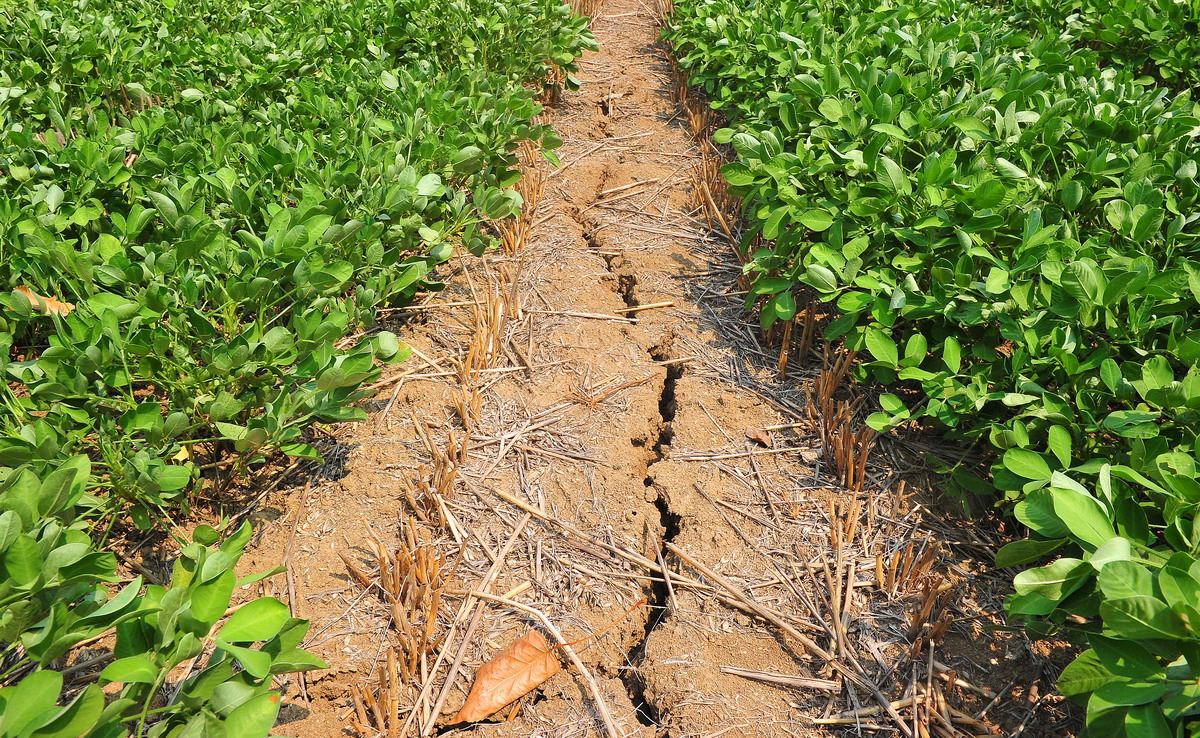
[0, 0, 592, 734]
[665, 0, 1200, 733]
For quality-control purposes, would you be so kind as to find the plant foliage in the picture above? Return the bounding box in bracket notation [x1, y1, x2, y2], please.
[0, 0, 593, 733]
[666, 0, 1200, 732]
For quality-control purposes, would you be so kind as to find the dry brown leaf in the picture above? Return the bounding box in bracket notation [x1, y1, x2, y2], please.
[14, 286, 75, 316]
[745, 425, 774, 448]
[452, 630, 560, 723]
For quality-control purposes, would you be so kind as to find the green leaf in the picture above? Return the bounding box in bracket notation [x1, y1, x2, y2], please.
[769, 291, 797, 321]
[147, 191, 178, 228]
[1086, 693, 1129, 738]
[215, 641, 273, 679]
[1061, 180, 1085, 211]
[1091, 634, 1162, 679]
[721, 163, 756, 187]
[942, 336, 961, 374]
[1101, 596, 1188, 640]
[876, 156, 911, 196]
[1013, 557, 1090, 602]
[86, 292, 138, 319]
[100, 656, 159, 685]
[818, 98, 844, 122]
[1089, 537, 1132, 570]
[1015, 489, 1071, 538]
[798, 209, 835, 231]
[193, 525, 220, 546]
[869, 123, 910, 141]
[218, 598, 290, 643]
[972, 180, 1007, 209]
[416, 174, 442, 197]
[995, 157, 1028, 178]
[29, 684, 104, 738]
[879, 393, 906, 414]
[1106, 199, 1133, 232]
[1047, 426, 1072, 467]
[1103, 410, 1161, 439]
[1158, 556, 1200, 611]
[1098, 561, 1154, 600]
[865, 329, 898, 366]
[156, 465, 193, 492]
[280, 443, 323, 461]
[211, 681, 260, 716]
[803, 264, 838, 293]
[4, 535, 41, 584]
[1062, 261, 1103, 303]
[1058, 650, 1111, 703]
[0, 670, 63, 734]
[1051, 488, 1113, 549]
[0, 510, 20, 553]
[952, 117, 992, 139]
[224, 692, 282, 737]
[44, 185, 64, 213]
[174, 711, 226, 738]
[762, 206, 789, 239]
[995, 538, 1066, 568]
[373, 331, 403, 362]
[1125, 704, 1172, 738]
[269, 648, 329, 674]
[1141, 356, 1173, 391]
[1003, 449, 1052, 480]
[79, 577, 144, 624]
[192, 570, 237, 624]
[1130, 207, 1164, 244]
[1095, 679, 1167, 707]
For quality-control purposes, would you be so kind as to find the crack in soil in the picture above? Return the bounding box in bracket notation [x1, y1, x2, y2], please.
[566, 148, 681, 733]
[621, 340, 683, 732]
[577, 205, 641, 315]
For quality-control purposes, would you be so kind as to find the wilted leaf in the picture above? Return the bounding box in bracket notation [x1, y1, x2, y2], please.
[745, 426, 774, 448]
[452, 631, 560, 723]
[14, 286, 74, 316]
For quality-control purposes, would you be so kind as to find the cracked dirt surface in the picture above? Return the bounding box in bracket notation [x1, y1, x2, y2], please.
[235, 0, 1079, 735]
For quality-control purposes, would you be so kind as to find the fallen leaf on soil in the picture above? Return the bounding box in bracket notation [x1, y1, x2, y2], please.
[452, 630, 560, 723]
[745, 425, 774, 448]
[13, 286, 74, 316]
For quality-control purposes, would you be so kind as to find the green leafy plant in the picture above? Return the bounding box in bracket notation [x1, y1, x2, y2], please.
[1, 0, 593, 733]
[1, 0, 594, 519]
[1013, 0, 1200, 92]
[665, 0, 1200, 731]
[0, 456, 325, 737]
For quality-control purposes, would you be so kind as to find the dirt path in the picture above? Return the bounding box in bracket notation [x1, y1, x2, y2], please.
[239, 1, 1076, 736]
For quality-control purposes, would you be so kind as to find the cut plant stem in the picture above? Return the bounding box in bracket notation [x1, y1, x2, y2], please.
[614, 300, 675, 313]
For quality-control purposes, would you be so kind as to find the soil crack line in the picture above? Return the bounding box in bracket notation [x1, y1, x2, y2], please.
[573, 202, 642, 315]
[621, 337, 683, 732]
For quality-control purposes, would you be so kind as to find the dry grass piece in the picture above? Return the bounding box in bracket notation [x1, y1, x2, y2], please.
[340, 519, 455, 695]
